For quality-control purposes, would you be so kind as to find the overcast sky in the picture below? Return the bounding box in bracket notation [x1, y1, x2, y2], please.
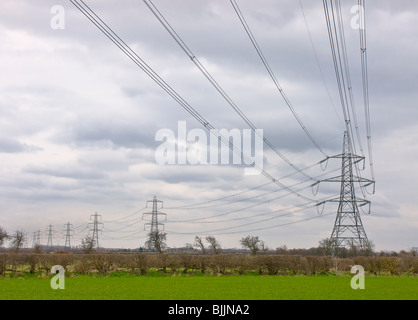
[0, 0, 417, 252]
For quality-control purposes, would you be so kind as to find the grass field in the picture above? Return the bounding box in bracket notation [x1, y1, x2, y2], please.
[1, 274, 417, 300]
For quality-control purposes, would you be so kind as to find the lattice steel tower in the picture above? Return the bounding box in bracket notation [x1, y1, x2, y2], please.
[89, 212, 103, 249]
[142, 195, 167, 232]
[322, 131, 374, 255]
[64, 222, 74, 248]
[142, 195, 167, 250]
[32, 230, 41, 248]
[46, 224, 54, 248]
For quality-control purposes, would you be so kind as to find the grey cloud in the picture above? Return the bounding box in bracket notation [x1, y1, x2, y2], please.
[0, 137, 42, 153]
[0, 0, 417, 251]
[23, 165, 107, 180]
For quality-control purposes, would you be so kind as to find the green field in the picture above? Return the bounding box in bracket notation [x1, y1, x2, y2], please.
[1, 274, 417, 300]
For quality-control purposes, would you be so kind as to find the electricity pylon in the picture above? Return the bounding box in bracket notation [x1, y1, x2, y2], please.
[142, 195, 167, 250]
[319, 131, 375, 256]
[89, 212, 103, 249]
[46, 224, 54, 248]
[32, 232, 35, 248]
[142, 195, 167, 232]
[64, 222, 74, 248]
[32, 231, 40, 248]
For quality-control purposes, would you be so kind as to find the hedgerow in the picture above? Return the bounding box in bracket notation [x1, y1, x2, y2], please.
[0, 252, 417, 276]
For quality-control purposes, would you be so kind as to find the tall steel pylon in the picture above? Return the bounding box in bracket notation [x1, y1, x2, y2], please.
[142, 195, 167, 232]
[320, 131, 374, 256]
[64, 222, 74, 248]
[89, 212, 103, 249]
[32, 231, 41, 248]
[46, 224, 54, 248]
[142, 195, 167, 250]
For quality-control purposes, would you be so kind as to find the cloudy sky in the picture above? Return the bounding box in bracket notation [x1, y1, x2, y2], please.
[0, 0, 417, 252]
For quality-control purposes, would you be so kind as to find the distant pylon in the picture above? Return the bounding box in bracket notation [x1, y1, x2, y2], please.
[320, 131, 374, 256]
[32, 231, 38, 248]
[64, 222, 74, 248]
[142, 195, 167, 249]
[46, 224, 54, 248]
[36, 230, 41, 247]
[142, 195, 167, 232]
[89, 212, 103, 249]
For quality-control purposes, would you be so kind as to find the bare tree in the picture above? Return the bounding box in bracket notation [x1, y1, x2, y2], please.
[194, 236, 206, 254]
[145, 230, 167, 254]
[10, 230, 25, 252]
[240, 235, 262, 255]
[205, 236, 221, 254]
[0, 226, 9, 247]
[318, 238, 336, 256]
[81, 235, 95, 254]
[276, 244, 288, 254]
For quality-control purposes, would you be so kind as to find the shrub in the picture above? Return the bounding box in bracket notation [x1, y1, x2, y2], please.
[196, 254, 209, 274]
[305, 256, 332, 275]
[400, 256, 418, 275]
[90, 254, 114, 275]
[0, 254, 7, 275]
[166, 254, 181, 274]
[121, 254, 148, 275]
[73, 255, 92, 275]
[381, 257, 400, 275]
[179, 254, 197, 274]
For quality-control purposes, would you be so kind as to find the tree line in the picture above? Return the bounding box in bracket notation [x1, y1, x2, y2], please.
[1, 226, 415, 259]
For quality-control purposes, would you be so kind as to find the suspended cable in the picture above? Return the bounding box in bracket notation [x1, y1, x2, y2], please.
[70, 0, 317, 203]
[323, 0, 349, 128]
[168, 165, 340, 212]
[165, 181, 273, 209]
[144, 0, 320, 181]
[102, 207, 146, 223]
[167, 178, 325, 223]
[358, 0, 375, 181]
[230, 0, 328, 159]
[334, 0, 365, 158]
[323, 0, 374, 198]
[102, 219, 142, 232]
[298, 0, 344, 129]
[168, 203, 315, 234]
[168, 209, 335, 236]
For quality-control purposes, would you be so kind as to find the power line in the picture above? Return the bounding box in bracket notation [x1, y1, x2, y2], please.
[102, 207, 146, 223]
[165, 181, 274, 209]
[333, 0, 365, 158]
[357, 0, 375, 181]
[230, 0, 328, 159]
[168, 209, 335, 236]
[322, 0, 375, 198]
[103, 219, 142, 232]
[69, 0, 319, 203]
[167, 165, 341, 224]
[323, 0, 350, 130]
[143, 0, 321, 181]
[298, 0, 344, 129]
[167, 180, 322, 224]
